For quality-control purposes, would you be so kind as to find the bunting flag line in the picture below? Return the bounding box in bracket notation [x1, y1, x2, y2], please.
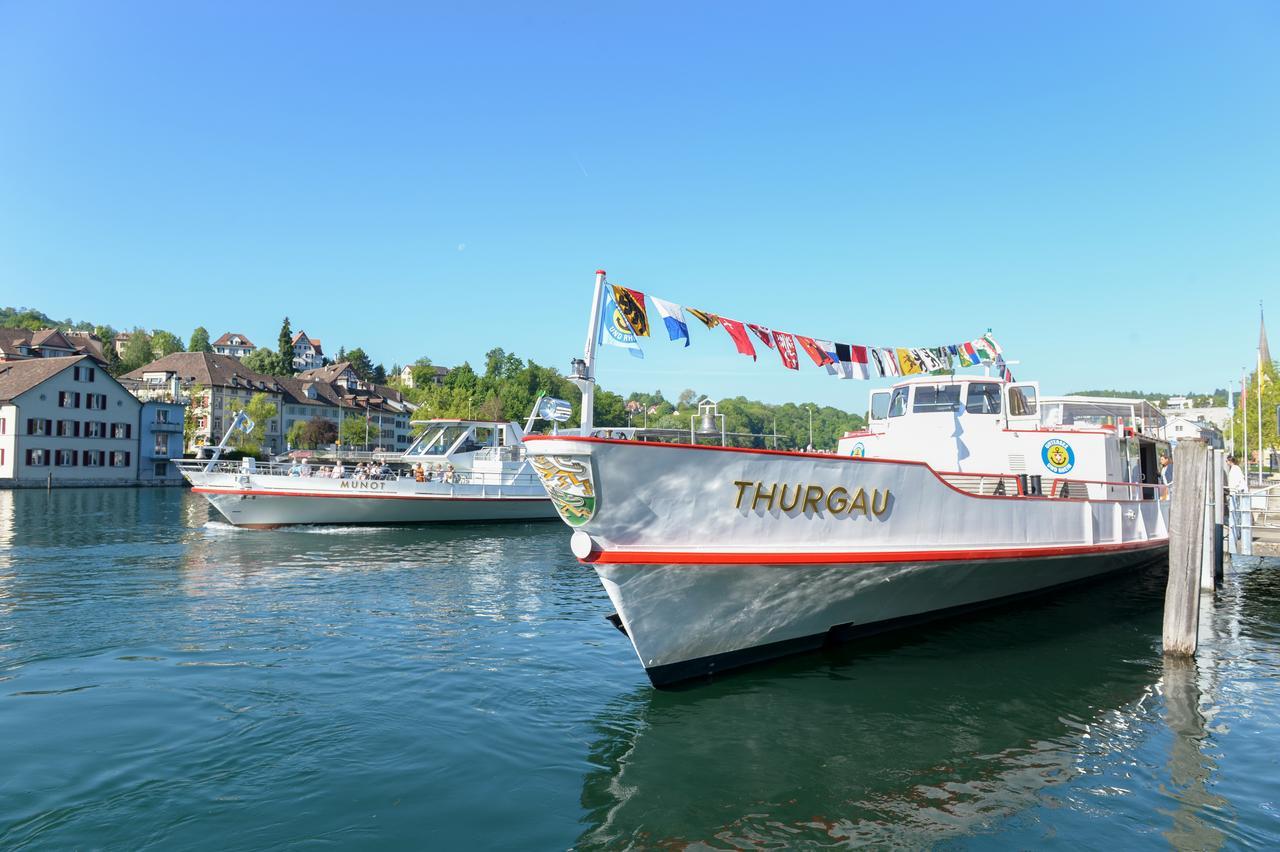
[718, 317, 757, 360]
[611, 285, 650, 337]
[598, 286, 645, 358]
[687, 308, 720, 329]
[592, 279, 1009, 381]
[746, 323, 775, 349]
[651, 296, 690, 347]
[772, 330, 800, 370]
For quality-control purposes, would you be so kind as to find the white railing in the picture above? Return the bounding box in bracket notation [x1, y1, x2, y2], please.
[172, 459, 544, 488]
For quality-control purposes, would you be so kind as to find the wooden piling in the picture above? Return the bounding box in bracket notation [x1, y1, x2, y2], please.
[1164, 440, 1209, 657]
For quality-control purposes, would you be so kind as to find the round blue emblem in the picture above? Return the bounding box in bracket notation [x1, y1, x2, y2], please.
[1041, 439, 1075, 474]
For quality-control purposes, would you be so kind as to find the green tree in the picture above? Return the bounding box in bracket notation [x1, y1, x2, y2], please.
[277, 317, 294, 375]
[372, 363, 387, 384]
[288, 416, 338, 449]
[94, 324, 122, 373]
[227, 392, 278, 456]
[120, 329, 154, 372]
[1231, 360, 1279, 468]
[150, 329, 184, 358]
[339, 410, 373, 450]
[243, 347, 285, 376]
[345, 347, 374, 381]
[189, 326, 212, 352]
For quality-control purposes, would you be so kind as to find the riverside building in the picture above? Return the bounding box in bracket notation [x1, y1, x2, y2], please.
[0, 355, 182, 487]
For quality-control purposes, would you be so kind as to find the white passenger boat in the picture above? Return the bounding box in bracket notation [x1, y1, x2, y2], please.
[175, 414, 560, 528]
[525, 272, 1171, 686]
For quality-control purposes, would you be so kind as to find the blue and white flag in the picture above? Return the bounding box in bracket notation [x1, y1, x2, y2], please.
[537, 396, 573, 423]
[650, 296, 689, 347]
[598, 286, 644, 358]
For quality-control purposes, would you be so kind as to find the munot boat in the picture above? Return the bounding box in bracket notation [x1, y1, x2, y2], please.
[525, 271, 1171, 686]
[175, 409, 563, 528]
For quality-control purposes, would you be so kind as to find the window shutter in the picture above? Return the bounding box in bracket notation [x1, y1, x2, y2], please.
[89, 368, 95, 382]
[124, 452, 131, 466]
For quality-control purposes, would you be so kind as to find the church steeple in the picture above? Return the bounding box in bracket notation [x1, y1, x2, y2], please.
[1262, 302, 1273, 367]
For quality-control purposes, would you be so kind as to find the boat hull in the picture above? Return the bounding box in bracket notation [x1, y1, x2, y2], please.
[524, 436, 1171, 686]
[597, 545, 1165, 686]
[194, 488, 558, 527]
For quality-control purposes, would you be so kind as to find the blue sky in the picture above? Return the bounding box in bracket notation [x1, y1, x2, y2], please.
[2, 1, 1277, 407]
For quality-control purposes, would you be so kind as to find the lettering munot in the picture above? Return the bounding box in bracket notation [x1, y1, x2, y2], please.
[339, 480, 386, 491]
[732, 480, 891, 518]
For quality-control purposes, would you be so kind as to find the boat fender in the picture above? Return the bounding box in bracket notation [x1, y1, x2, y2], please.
[570, 530, 596, 559]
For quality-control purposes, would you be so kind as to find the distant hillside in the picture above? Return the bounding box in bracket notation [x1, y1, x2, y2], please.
[0, 306, 101, 333]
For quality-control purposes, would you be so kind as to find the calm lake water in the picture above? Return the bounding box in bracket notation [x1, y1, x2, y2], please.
[1, 487, 1278, 850]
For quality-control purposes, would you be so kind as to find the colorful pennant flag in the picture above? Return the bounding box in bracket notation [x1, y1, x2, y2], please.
[611, 285, 650, 337]
[598, 286, 644, 358]
[718, 317, 757, 360]
[746, 323, 775, 349]
[880, 348, 900, 377]
[687, 308, 720, 330]
[971, 338, 993, 361]
[772, 331, 800, 370]
[650, 296, 689, 347]
[817, 340, 840, 375]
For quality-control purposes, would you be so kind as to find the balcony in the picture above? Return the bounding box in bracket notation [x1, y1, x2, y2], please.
[150, 420, 183, 432]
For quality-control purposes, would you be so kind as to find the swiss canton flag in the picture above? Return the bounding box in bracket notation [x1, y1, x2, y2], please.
[772, 331, 800, 370]
[796, 335, 835, 369]
[746, 323, 775, 349]
[718, 317, 757, 360]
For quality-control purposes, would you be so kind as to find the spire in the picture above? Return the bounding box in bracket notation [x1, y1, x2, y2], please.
[1262, 301, 1273, 368]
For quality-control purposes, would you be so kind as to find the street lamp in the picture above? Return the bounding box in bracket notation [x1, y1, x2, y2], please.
[808, 405, 814, 450]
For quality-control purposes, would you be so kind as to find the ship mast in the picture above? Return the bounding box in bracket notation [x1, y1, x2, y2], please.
[572, 269, 607, 434]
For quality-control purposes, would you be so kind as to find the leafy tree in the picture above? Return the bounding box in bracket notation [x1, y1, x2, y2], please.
[302, 417, 338, 448]
[227, 392, 278, 456]
[150, 329, 184, 358]
[339, 410, 373, 450]
[277, 317, 294, 375]
[94, 324, 122, 373]
[120, 329, 154, 372]
[678, 388, 698, 407]
[1231, 360, 1279, 469]
[189, 326, 212, 352]
[414, 356, 433, 367]
[345, 347, 374, 381]
[372, 363, 387, 384]
[243, 347, 285, 376]
[335, 345, 347, 363]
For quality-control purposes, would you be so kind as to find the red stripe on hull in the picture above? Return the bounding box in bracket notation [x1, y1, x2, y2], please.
[584, 539, 1168, 565]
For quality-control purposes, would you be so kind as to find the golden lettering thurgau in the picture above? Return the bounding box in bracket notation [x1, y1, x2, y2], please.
[732, 480, 891, 518]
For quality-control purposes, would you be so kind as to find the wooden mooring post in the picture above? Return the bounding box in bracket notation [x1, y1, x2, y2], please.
[1164, 440, 1209, 657]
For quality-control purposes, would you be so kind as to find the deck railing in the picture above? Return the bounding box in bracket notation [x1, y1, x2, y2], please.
[936, 470, 1169, 502]
[171, 459, 544, 488]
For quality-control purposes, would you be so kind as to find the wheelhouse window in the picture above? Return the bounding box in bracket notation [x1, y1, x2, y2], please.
[869, 391, 890, 421]
[1008, 385, 1038, 417]
[966, 383, 1002, 414]
[887, 386, 909, 418]
[912, 384, 963, 413]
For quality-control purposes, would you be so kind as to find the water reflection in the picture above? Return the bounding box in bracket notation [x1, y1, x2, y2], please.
[578, 568, 1170, 848]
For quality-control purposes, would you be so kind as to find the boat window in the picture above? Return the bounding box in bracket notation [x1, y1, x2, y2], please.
[414, 424, 468, 455]
[1008, 385, 1037, 417]
[887, 386, 909, 418]
[912, 384, 963, 413]
[869, 391, 890, 421]
[966, 383, 1002, 414]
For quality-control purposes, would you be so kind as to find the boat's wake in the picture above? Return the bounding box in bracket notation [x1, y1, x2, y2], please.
[201, 521, 380, 535]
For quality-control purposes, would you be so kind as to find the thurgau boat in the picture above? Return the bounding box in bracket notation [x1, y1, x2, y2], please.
[175, 414, 561, 528]
[526, 271, 1171, 686]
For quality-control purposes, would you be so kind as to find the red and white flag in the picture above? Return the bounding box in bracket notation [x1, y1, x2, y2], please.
[718, 318, 757, 360]
[849, 344, 871, 379]
[772, 331, 800, 370]
[746, 323, 775, 349]
[796, 335, 835, 371]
